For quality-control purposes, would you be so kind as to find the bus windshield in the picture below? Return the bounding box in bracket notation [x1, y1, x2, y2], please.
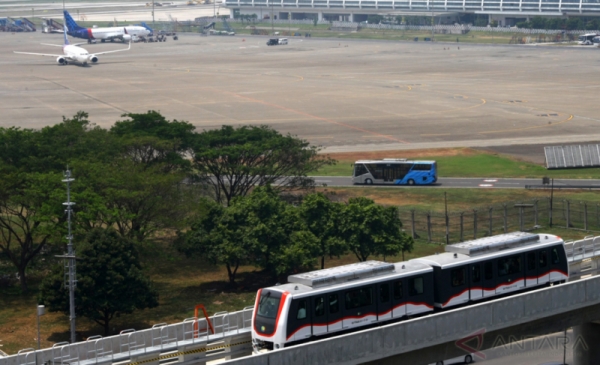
[352, 159, 437, 186]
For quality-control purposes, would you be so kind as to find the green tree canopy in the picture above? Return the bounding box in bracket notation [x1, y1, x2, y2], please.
[339, 197, 413, 262]
[192, 125, 335, 206]
[39, 228, 159, 336]
[110, 111, 196, 171]
[298, 193, 347, 269]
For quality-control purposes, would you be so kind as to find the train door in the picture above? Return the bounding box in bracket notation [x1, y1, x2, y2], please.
[342, 285, 377, 329]
[327, 292, 343, 333]
[406, 275, 430, 315]
[312, 295, 328, 336]
[442, 266, 469, 308]
[391, 278, 406, 318]
[538, 249, 550, 285]
[482, 261, 496, 298]
[286, 298, 312, 342]
[470, 264, 483, 300]
[525, 251, 538, 287]
[496, 254, 525, 295]
[549, 246, 569, 282]
[377, 282, 393, 321]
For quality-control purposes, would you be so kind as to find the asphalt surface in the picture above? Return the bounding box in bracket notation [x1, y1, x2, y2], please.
[313, 176, 600, 189]
[3, 32, 600, 154]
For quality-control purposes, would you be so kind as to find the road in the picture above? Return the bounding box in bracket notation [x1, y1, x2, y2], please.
[312, 176, 600, 189]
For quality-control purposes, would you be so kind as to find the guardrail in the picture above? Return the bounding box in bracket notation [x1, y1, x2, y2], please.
[0, 307, 254, 365]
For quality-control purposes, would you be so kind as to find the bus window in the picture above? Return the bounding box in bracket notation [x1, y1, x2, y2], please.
[354, 164, 368, 177]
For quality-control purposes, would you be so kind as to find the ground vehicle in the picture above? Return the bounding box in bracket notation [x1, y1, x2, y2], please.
[578, 33, 598, 45]
[431, 354, 474, 365]
[352, 158, 437, 185]
[252, 232, 568, 352]
[278, 38, 288, 44]
[266, 38, 279, 45]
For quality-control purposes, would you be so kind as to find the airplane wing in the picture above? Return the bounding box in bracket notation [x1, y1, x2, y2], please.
[92, 42, 131, 55]
[14, 51, 65, 57]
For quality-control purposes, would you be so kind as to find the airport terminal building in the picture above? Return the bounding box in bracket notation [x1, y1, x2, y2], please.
[223, 0, 600, 26]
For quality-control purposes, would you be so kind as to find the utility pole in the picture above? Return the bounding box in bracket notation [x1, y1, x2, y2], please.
[152, 0, 155, 30]
[445, 192, 449, 245]
[271, 0, 274, 35]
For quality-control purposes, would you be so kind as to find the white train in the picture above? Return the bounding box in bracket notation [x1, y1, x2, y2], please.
[252, 232, 569, 352]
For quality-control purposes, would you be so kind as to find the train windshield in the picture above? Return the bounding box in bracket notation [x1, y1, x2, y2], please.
[257, 292, 280, 319]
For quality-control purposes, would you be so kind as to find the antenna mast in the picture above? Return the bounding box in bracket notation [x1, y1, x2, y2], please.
[62, 169, 77, 343]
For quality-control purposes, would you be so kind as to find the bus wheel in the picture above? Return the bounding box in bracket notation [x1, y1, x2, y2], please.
[365, 178, 373, 185]
[407, 179, 415, 186]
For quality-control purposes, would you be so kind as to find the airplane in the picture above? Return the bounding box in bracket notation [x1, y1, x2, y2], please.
[14, 25, 131, 66]
[63, 10, 152, 43]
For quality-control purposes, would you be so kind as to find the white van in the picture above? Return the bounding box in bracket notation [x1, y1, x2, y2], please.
[278, 38, 288, 45]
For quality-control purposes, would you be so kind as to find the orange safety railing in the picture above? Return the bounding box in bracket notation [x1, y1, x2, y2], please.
[193, 304, 215, 338]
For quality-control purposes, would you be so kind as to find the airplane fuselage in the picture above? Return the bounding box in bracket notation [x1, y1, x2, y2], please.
[61, 44, 98, 65]
[69, 26, 150, 42]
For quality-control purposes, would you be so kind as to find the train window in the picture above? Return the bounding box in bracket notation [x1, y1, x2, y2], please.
[451, 268, 466, 287]
[498, 255, 522, 276]
[471, 265, 481, 283]
[528, 253, 536, 271]
[296, 300, 307, 320]
[380, 283, 390, 303]
[409, 277, 424, 296]
[315, 297, 325, 317]
[484, 262, 493, 280]
[393, 280, 403, 299]
[345, 287, 373, 310]
[540, 251, 548, 268]
[329, 294, 339, 314]
[552, 248, 560, 264]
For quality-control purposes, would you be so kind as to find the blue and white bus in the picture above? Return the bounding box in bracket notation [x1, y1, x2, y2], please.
[352, 158, 437, 185]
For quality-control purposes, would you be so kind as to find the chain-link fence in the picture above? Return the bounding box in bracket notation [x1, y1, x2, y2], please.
[399, 198, 600, 244]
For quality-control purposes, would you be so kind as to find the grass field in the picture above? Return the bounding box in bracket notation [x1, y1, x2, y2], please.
[315, 148, 600, 179]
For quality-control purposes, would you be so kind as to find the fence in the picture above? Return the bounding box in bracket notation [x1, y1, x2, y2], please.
[400, 198, 600, 244]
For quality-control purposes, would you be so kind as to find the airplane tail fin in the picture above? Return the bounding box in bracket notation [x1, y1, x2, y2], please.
[139, 22, 154, 35]
[63, 10, 84, 32]
[63, 24, 70, 45]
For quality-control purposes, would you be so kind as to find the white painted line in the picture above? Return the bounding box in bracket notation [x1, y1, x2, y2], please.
[483, 179, 498, 182]
[479, 184, 494, 187]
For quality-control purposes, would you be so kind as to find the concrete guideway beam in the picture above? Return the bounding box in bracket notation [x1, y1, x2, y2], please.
[226, 275, 600, 365]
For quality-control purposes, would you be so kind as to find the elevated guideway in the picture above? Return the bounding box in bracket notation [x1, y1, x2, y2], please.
[2, 235, 600, 365]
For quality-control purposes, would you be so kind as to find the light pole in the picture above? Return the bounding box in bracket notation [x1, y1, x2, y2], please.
[37, 305, 45, 349]
[271, 0, 274, 35]
[445, 192, 449, 245]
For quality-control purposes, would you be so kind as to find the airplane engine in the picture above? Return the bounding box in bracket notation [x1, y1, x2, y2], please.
[122, 34, 132, 42]
[89, 55, 99, 63]
[56, 56, 66, 65]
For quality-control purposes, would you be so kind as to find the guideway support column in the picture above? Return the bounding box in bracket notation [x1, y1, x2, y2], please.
[574, 322, 600, 365]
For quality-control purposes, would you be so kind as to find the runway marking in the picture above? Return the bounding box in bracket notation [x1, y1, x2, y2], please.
[34, 76, 130, 114]
[478, 114, 573, 135]
[484, 179, 498, 182]
[212, 89, 409, 144]
[479, 184, 494, 187]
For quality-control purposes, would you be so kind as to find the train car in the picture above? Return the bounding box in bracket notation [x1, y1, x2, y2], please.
[252, 260, 434, 351]
[412, 232, 569, 309]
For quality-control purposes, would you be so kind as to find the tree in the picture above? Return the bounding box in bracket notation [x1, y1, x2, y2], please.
[0, 170, 64, 291]
[298, 193, 346, 269]
[175, 199, 254, 285]
[192, 125, 334, 206]
[39, 228, 159, 336]
[339, 197, 413, 262]
[530, 16, 546, 30]
[73, 160, 190, 242]
[110, 111, 196, 172]
[367, 15, 384, 24]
